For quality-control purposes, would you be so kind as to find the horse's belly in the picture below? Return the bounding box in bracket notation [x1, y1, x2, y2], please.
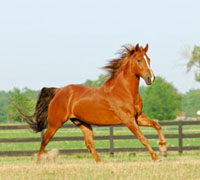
[72, 102, 122, 126]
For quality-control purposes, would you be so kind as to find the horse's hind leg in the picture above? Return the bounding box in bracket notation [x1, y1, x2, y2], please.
[36, 86, 73, 163]
[72, 121, 101, 162]
[37, 99, 70, 163]
[37, 123, 62, 163]
[137, 114, 167, 157]
[125, 119, 159, 161]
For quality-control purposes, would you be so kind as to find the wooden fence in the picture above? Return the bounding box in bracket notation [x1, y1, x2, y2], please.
[0, 121, 200, 156]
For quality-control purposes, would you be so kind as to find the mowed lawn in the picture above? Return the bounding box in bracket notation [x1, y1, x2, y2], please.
[0, 152, 200, 180]
[0, 122, 200, 180]
[0, 122, 200, 151]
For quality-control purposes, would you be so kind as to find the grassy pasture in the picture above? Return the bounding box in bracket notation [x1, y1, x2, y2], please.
[0, 122, 200, 152]
[0, 123, 200, 180]
[0, 152, 200, 180]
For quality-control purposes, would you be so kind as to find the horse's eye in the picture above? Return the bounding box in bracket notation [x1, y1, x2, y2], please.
[137, 59, 141, 63]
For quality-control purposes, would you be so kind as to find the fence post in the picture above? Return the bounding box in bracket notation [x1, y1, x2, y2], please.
[109, 126, 114, 156]
[178, 121, 183, 155]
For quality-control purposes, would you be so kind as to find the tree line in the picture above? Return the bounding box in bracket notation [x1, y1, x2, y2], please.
[0, 75, 200, 123]
[0, 88, 39, 123]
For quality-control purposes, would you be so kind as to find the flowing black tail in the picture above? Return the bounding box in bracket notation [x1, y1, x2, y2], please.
[16, 87, 59, 132]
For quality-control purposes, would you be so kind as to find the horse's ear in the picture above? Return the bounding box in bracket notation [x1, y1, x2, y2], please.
[144, 44, 149, 52]
[135, 43, 140, 51]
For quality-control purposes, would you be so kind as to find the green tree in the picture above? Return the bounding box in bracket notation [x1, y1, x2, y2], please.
[84, 74, 108, 87]
[7, 88, 39, 122]
[0, 91, 9, 123]
[182, 89, 200, 117]
[187, 45, 200, 81]
[142, 77, 182, 120]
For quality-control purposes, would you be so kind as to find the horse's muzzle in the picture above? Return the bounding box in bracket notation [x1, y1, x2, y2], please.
[144, 74, 155, 85]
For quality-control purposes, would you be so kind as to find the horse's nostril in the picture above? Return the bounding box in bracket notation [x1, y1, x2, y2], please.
[146, 76, 151, 82]
[144, 75, 153, 85]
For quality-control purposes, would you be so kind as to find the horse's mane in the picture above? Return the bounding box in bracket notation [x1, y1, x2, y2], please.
[103, 44, 141, 80]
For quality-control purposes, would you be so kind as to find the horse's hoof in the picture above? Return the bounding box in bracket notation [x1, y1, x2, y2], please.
[96, 159, 102, 163]
[36, 159, 41, 164]
[161, 151, 167, 157]
[155, 159, 162, 163]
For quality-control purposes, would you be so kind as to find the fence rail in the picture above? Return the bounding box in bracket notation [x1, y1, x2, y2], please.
[0, 121, 200, 156]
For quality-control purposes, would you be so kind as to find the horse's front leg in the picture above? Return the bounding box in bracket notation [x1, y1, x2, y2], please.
[137, 113, 167, 157]
[124, 118, 159, 161]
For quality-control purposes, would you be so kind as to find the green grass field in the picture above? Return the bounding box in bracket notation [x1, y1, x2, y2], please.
[0, 122, 200, 180]
[0, 152, 200, 180]
[0, 122, 200, 152]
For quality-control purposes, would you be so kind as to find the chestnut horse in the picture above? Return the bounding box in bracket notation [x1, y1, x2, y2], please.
[18, 43, 167, 163]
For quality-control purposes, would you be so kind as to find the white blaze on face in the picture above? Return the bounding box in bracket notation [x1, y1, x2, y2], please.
[143, 55, 155, 83]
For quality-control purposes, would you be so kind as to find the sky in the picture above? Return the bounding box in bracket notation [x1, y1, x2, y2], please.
[0, 0, 200, 93]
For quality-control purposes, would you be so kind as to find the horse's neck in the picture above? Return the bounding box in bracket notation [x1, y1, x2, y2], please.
[103, 69, 140, 97]
[125, 73, 140, 95]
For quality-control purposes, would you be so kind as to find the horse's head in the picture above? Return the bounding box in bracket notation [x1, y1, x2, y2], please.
[131, 43, 155, 85]
[103, 43, 155, 86]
